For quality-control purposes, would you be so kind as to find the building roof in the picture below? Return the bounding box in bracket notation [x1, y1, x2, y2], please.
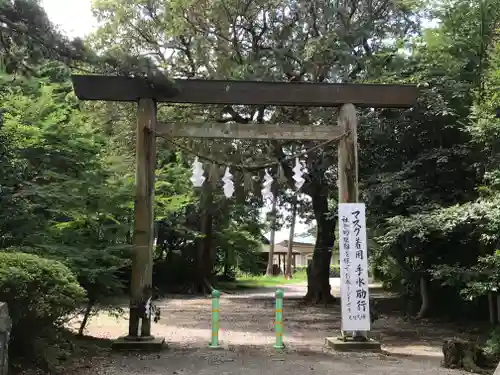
[290, 234, 316, 245]
[260, 231, 315, 252]
[260, 244, 300, 254]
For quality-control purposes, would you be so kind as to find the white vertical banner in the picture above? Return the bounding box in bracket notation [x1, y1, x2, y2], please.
[338, 203, 370, 332]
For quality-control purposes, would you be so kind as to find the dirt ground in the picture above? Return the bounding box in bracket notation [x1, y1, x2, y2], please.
[69, 281, 483, 375]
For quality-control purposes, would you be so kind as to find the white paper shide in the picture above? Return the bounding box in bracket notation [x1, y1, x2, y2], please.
[190, 157, 205, 187]
[292, 158, 305, 190]
[261, 169, 274, 201]
[222, 167, 234, 198]
[338, 203, 370, 332]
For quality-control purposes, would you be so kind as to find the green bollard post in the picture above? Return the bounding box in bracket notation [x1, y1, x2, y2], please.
[208, 289, 221, 348]
[273, 288, 285, 349]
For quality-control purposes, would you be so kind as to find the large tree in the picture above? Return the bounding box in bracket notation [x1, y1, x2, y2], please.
[91, 0, 423, 303]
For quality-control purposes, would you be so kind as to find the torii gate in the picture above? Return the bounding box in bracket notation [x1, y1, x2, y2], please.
[71, 75, 418, 349]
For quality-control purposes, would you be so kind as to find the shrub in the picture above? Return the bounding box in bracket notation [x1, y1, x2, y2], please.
[11, 244, 131, 334]
[0, 252, 86, 349]
[374, 199, 500, 318]
[484, 327, 500, 360]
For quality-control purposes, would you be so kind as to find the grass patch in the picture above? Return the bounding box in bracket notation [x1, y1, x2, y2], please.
[217, 270, 307, 291]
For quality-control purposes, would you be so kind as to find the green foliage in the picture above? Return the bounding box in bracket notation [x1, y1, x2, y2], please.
[16, 243, 131, 302]
[0, 251, 85, 339]
[432, 250, 500, 302]
[214, 223, 264, 276]
[375, 199, 500, 284]
[0, 252, 90, 371]
[360, 0, 500, 319]
[484, 327, 500, 359]
[469, 40, 500, 194]
[0, 0, 73, 73]
[0, 71, 102, 246]
[359, 0, 500, 224]
[0, 71, 136, 325]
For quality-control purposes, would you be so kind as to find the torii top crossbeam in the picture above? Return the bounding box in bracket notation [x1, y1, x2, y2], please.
[71, 75, 418, 108]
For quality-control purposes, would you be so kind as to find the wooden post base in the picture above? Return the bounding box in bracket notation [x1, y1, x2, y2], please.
[112, 336, 166, 351]
[325, 336, 381, 352]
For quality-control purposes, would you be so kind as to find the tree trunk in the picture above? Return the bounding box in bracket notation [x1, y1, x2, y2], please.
[195, 184, 215, 294]
[78, 299, 94, 336]
[488, 292, 496, 324]
[266, 189, 278, 276]
[285, 194, 297, 279]
[126, 209, 133, 244]
[496, 294, 500, 324]
[303, 187, 336, 304]
[416, 275, 430, 319]
[223, 248, 230, 277]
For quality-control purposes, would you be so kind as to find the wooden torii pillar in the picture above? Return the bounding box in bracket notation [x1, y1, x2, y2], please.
[71, 75, 418, 350]
[129, 98, 157, 340]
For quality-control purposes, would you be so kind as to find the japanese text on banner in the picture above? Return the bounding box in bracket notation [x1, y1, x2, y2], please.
[338, 203, 370, 331]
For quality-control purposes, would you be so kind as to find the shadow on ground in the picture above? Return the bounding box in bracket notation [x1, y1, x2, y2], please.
[72, 284, 489, 364]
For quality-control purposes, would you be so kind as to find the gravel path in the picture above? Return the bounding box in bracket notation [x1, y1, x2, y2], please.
[84, 349, 468, 375]
[71, 280, 474, 375]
